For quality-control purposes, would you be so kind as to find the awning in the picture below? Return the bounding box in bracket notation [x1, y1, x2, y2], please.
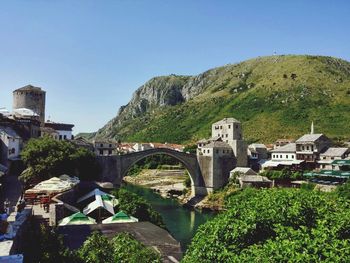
[306, 170, 350, 178]
[262, 159, 304, 168]
[82, 194, 116, 215]
[332, 159, 350, 166]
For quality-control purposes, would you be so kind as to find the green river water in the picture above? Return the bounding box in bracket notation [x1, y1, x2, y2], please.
[122, 184, 216, 251]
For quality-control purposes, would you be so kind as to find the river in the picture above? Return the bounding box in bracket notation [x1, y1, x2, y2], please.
[122, 183, 216, 251]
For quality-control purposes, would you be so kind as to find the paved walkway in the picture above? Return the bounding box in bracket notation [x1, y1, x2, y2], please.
[2, 173, 23, 214]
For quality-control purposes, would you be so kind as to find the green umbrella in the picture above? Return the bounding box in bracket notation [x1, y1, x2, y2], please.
[102, 211, 138, 224]
[58, 212, 96, 226]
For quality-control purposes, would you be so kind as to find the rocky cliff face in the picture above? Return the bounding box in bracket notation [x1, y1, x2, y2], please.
[96, 74, 208, 138]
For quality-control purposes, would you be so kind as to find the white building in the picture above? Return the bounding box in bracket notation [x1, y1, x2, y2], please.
[132, 143, 152, 152]
[0, 126, 23, 165]
[318, 147, 350, 170]
[262, 143, 304, 170]
[44, 122, 74, 140]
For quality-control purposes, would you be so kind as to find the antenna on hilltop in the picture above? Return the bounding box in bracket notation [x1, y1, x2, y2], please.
[273, 51, 278, 62]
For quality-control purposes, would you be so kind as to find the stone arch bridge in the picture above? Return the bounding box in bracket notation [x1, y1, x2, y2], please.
[96, 148, 209, 196]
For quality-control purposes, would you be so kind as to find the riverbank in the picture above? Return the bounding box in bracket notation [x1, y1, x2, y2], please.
[123, 168, 232, 211]
[124, 169, 188, 199]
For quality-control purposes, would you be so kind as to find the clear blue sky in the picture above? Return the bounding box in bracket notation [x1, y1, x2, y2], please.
[0, 0, 349, 133]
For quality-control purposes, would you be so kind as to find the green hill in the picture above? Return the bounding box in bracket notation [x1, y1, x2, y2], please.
[93, 55, 350, 144]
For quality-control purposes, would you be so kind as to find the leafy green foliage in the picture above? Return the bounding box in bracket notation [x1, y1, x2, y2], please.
[336, 180, 350, 199]
[112, 189, 165, 228]
[20, 136, 100, 183]
[111, 232, 161, 263]
[78, 232, 114, 263]
[183, 144, 197, 154]
[78, 232, 161, 263]
[260, 169, 303, 180]
[22, 218, 81, 263]
[183, 188, 350, 262]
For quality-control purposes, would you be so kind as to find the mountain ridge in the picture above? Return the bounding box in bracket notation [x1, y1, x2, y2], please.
[86, 55, 350, 144]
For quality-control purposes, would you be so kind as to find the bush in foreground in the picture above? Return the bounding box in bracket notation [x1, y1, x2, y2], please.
[183, 188, 350, 262]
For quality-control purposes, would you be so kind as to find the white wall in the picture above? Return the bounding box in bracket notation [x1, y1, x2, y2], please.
[271, 152, 296, 161]
[57, 130, 73, 140]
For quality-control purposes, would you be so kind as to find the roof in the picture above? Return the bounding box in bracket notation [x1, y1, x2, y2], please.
[0, 126, 20, 138]
[40, 127, 58, 134]
[13, 85, 44, 93]
[296, 134, 324, 143]
[213, 117, 240, 125]
[13, 108, 39, 117]
[45, 122, 74, 131]
[230, 167, 257, 175]
[239, 175, 271, 183]
[203, 141, 232, 149]
[306, 170, 350, 178]
[249, 143, 267, 149]
[320, 147, 349, 157]
[271, 143, 296, 153]
[57, 222, 182, 261]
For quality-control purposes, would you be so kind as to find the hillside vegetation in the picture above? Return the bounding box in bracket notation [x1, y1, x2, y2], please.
[93, 55, 350, 144]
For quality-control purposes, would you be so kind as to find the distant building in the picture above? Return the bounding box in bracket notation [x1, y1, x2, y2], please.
[133, 143, 152, 152]
[230, 167, 257, 177]
[295, 134, 332, 169]
[44, 122, 74, 140]
[0, 126, 23, 165]
[274, 139, 295, 149]
[13, 85, 46, 125]
[247, 143, 268, 171]
[262, 143, 304, 170]
[71, 137, 94, 152]
[318, 147, 350, 170]
[93, 140, 117, 156]
[40, 127, 59, 140]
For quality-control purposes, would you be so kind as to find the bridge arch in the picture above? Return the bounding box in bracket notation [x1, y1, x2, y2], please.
[117, 148, 204, 196]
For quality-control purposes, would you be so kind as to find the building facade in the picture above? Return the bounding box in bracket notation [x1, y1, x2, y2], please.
[94, 140, 117, 156]
[44, 122, 74, 140]
[0, 126, 23, 165]
[196, 117, 247, 193]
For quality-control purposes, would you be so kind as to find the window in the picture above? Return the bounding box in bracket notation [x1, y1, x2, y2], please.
[108, 150, 112, 155]
[307, 146, 309, 150]
[286, 155, 288, 159]
[292, 155, 294, 159]
[99, 149, 103, 155]
[280, 155, 282, 158]
[63, 135, 67, 140]
[59, 135, 62, 140]
[272, 155, 275, 158]
[228, 125, 231, 129]
[226, 134, 228, 138]
[311, 146, 314, 151]
[220, 126, 222, 129]
[109, 144, 112, 148]
[100, 143, 103, 147]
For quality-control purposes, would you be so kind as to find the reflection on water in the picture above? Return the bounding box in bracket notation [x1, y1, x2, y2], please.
[122, 184, 216, 251]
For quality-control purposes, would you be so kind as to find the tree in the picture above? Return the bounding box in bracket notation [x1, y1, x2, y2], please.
[20, 136, 100, 183]
[112, 233, 161, 263]
[78, 232, 114, 263]
[112, 189, 165, 228]
[182, 188, 350, 262]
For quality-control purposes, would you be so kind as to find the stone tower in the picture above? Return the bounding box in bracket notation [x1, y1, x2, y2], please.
[211, 118, 248, 167]
[13, 85, 46, 125]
